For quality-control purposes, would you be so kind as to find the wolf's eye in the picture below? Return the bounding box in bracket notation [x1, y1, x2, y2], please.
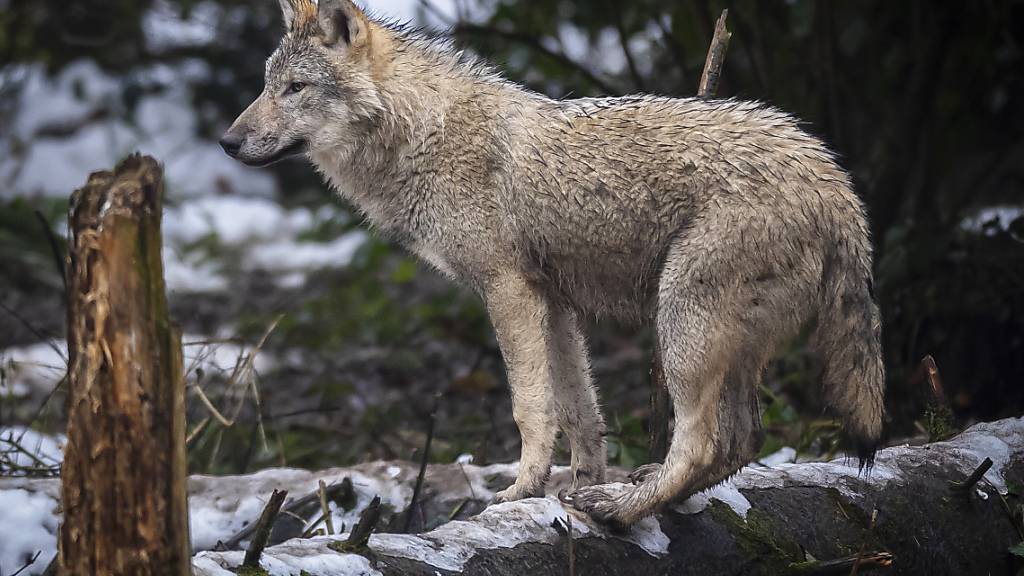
[287, 82, 307, 94]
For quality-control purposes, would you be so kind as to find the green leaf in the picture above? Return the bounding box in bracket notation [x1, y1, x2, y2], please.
[1010, 542, 1024, 558]
[1007, 481, 1023, 497]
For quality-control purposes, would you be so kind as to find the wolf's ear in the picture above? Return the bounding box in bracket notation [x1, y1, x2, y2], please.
[278, 0, 298, 31]
[317, 0, 369, 48]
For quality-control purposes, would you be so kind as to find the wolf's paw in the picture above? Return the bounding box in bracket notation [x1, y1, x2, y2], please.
[564, 486, 633, 531]
[628, 463, 662, 485]
[492, 483, 543, 504]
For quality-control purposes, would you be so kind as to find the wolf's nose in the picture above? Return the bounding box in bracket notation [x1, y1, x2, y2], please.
[219, 133, 243, 157]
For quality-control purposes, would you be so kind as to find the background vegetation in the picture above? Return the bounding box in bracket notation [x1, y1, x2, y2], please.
[1, 0, 1022, 476]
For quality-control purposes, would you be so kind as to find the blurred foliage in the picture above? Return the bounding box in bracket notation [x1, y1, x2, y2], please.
[0, 197, 67, 295]
[2, 0, 1023, 473]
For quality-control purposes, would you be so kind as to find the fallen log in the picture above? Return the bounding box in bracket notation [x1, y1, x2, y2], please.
[2, 418, 1022, 575]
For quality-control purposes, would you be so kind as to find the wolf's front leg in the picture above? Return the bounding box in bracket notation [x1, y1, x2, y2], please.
[486, 273, 558, 502]
[547, 307, 606, 491]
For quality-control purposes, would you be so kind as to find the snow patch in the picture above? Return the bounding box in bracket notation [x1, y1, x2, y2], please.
[0, 342, 67, 397]
[673, 481, 752, 519]
[961, 205, 1023, 235]
[143, 0, 222, 53]
[188, 466, 413, 551]
[370, 496, 588, 571]
[161, 197, 365, 291]
[758, 446, 797, 467]
[1, 59, 275, 201]
[0, 488, 60, 576]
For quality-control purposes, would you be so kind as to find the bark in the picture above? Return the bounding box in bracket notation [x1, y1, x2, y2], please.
[59, 155, 190, 575]
[697, 9, 732, 99]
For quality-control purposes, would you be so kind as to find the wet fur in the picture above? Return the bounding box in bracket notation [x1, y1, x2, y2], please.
[224, 0, 886, 526]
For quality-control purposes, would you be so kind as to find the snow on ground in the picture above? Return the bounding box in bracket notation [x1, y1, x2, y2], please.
[188, 464, 415, 551]
[0, 488, 60, 575]
[3, 418, 1021, 575]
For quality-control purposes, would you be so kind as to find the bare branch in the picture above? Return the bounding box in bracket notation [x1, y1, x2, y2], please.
[697, 9, 731, 98]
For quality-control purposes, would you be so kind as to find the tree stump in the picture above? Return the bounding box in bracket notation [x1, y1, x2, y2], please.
[59, 155, 190, 576]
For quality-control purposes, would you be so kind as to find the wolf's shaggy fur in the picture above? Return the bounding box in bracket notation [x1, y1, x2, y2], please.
[222, 0, 885, 526]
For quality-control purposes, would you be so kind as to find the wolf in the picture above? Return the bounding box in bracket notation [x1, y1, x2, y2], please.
[220, 0, 885, 527]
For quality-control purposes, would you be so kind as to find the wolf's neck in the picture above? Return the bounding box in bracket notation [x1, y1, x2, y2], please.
[310, 27, 504, 242]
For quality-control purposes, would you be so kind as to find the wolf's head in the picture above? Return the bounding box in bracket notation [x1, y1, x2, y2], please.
[220, 0, 384, 167]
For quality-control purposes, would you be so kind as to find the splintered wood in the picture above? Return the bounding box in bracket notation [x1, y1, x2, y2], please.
[59, 155, 190, 576]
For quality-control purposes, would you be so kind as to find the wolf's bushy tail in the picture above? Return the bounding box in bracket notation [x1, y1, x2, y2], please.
[813, 233, 886, 465]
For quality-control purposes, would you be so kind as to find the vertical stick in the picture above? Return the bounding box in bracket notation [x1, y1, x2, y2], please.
[698, 9, 732, 99]
[59, 155, 190, 576]
[242, 489, 288, 568]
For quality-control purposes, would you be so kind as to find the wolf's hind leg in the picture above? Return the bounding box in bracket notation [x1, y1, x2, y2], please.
[571, 230, 771, 527]
[486, 274, 559, 502]
[548, 307, 606, 491]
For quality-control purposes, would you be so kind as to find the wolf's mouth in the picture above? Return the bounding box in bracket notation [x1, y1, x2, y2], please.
[243, 139, 308, 167]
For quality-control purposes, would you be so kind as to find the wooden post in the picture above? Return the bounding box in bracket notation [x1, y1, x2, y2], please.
[59, 155, 190, 575]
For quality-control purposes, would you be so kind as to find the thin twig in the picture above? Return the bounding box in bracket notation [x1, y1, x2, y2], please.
[404, 392, 440, 533]
[242, 489, 288, 568]
[9, 550, 42, 576]
[951, 457, 993, 493]
[223, 478, 353, 550]
[349, 496, 382, 547]
[319, 479, 335, 535]
[301, 512, 328, 538]
[0, 303, 67, 364]
[330, 496, 382, 553]
[417, 0, 453, 26]
[33, 209, 67, 292]
[186, 416, 211, 446]
[191, 383, 234, 427]
[452, 23, 617, 94]
[788, 551, 893, 574]
[550, 516, 576, 576]
[567, 514, 575, 576]
[921, 355, 946, 401]
[849, 508, 878, 576]
[697, 9, 731, 98]
[615, 11, 646, 92]
[446, 498, 470, 522]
